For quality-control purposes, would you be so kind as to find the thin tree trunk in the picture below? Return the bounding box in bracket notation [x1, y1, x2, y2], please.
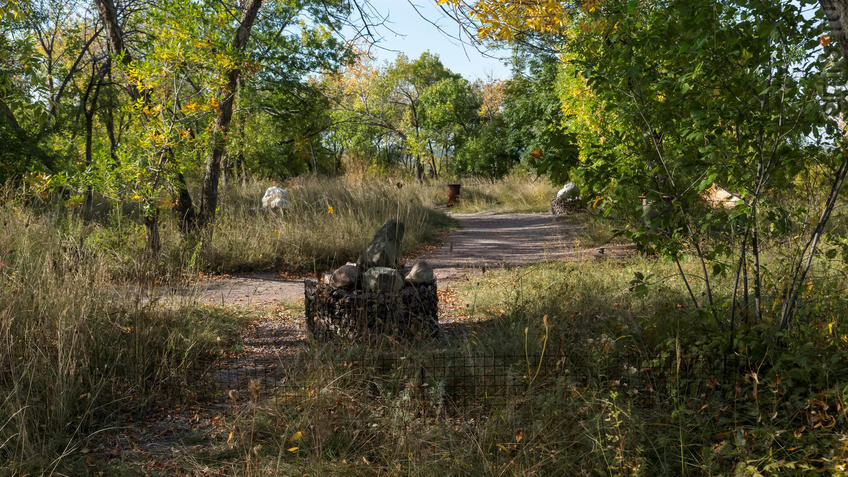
[221, 155, 229, 189]
[415, 154, 423, 182]
[751, 203, 763, 322]
[84, 109, 94, 216]
[103, 97, 119, 166]
[779, 156, 848, 328]
[144, 209, 161, 257]
[199, 0, 263, 228]
[173, 171, 197, 235]
[94, 0, 143, 101]
[82, 64, 105, 218]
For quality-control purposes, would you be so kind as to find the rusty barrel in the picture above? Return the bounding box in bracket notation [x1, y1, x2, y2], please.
[447, 183, 461, 206]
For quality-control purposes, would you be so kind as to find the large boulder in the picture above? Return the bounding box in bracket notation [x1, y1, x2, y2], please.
[405, 260, 435, 285]
[358, 219, 405, 270]
[262, 187, 290, 211]
[331, 263, 359, 289]
[556, 182, 579, 201]
[362, 267, 404, 294]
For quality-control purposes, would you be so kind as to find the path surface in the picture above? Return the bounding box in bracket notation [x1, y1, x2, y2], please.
[421, 212, 581, 281]
[181, 212, 635, 357]
[187, 212, 597, 305]
[188, 272, 304, 306]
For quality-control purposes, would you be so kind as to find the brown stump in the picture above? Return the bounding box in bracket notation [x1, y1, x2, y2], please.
[304, 281, 438, 341]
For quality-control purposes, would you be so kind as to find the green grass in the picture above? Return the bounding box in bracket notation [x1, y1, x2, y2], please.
[0, 173, 457, 474]
[8, 171, 848, 475]
[170, 256, 848, 476]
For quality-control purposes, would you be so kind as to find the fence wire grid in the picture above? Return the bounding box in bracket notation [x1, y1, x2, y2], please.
[185, 349, 736, 405]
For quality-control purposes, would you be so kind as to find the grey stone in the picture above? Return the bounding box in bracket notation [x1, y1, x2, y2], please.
[262, 187, 290, 211]
[358, 219, 405, 270]
[405, 260, 435, 285]
[362, 267, 404, 294]
[557, 182, 579, 200]
[331, 264, 358, 289]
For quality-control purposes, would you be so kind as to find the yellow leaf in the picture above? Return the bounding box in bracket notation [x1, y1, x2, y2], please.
[287, 446, 299, 452]
[592, 196, 604, 208]
[289, 431, 303, 443]
[227, 431, 234, 443]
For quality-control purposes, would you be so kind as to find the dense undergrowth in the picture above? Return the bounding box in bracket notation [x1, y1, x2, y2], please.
[5, 171, 848, 475]
[174, 258, 848, 476]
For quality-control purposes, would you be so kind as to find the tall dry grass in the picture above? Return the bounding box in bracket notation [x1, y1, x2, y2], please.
[443, 173, 557, 213]
[0, 197, 240, 473]
[207, 176, 453, 273]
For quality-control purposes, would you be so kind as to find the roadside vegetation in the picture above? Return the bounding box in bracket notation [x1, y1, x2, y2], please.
[5, 0, 848, 475]
[149, 255, 848, 475]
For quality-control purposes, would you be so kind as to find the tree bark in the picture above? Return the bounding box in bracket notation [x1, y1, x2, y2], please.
[144, 209, 161, 257]
[173, 171, 197, 235]
[94, 0, 142, 101]
[103, 64, 120, 167]
[820, 0, 848, 62]
[198, 0, 263, 228]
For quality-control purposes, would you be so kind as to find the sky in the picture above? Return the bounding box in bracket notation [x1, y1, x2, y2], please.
[352, 0, 513, 82]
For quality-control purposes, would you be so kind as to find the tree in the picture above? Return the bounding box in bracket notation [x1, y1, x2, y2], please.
[324, 51, 463, 179]
[197, 0, 263, 228]
[501, 50, 577, 183]
[440, 0, 848, 331]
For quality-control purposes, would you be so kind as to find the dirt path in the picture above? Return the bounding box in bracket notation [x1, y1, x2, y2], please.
[187, 212, 608, 305]
[104, 213, 634, 469]
[421, 212, 582, 281]
[188, 272, 304, 306]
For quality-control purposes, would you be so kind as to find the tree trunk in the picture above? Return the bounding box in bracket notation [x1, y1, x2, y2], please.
[198, 0, 263, 228]
[84, 109, 94, 216]
[173, 171, 197, 235]
[415, 154, 423, 182]
[820, 0, 848, 61]
[103, 67, 120, 167]
[94, 0, 143, 102]
[221, 154, 229, 189]
[144, 207, 161, 257]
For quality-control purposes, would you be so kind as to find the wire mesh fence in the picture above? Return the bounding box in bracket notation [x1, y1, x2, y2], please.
[184, 348, 739, 406]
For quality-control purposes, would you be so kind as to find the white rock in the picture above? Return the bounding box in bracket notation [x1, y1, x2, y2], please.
[405, 260, 435, 285]
[268, 197, 290, 211]
[557, 182, 578, 200]
[262, 187, 290, 209]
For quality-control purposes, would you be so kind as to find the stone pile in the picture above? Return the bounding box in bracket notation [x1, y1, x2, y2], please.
[550, 181, 583, 215]
[304, 219, 438, 341]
